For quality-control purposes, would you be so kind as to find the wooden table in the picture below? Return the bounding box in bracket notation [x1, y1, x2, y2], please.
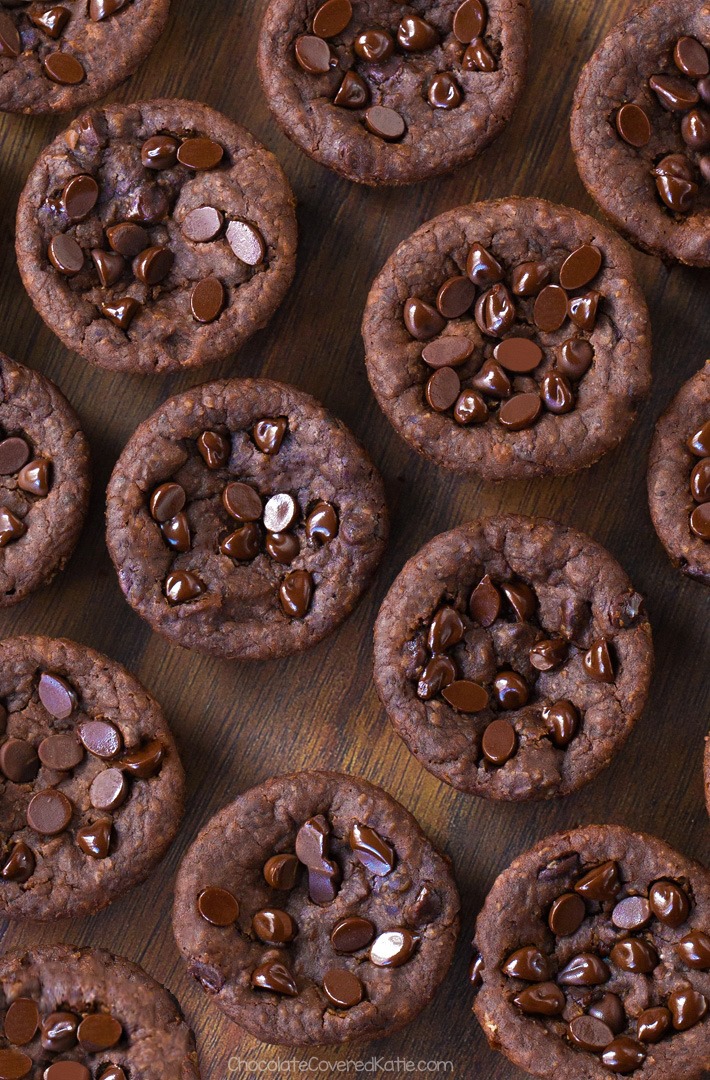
[0, 0, 707, 1076]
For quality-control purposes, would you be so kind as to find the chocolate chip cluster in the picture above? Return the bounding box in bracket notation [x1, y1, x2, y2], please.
[45, 125, 266, 331]
[294, 0, 497, 143]
[152, 418, 339, 619]
[475, 856, 710, 1074]
[407, 573, 617, 769]
[0, 672, 164, 884]
[404, 240, 603, 432]
[0, 990, 127, 1080]
[687, 418, 710, 541]
[0, 431, 51, 550]
[615, 34, 710, 214]
[196, 815, 422, 1010]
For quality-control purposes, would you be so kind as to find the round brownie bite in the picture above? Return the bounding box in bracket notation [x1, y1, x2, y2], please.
[648, 362, 710, 585]
[0, 0, 170, 115]
[257, 0, 531, 186]
[572, 0, 710, 266]
[373, 515, 654, 801]
[0, 351, 90, 606]
[106, 378, 388, 661]
[0, 944, 200, 1078]
[16, 99, 297, 375]
[472, 825, 710, 1079]
[0, 635, 184, 921]
[363, 199, 651, 479]
[173, 770, 460, 1045]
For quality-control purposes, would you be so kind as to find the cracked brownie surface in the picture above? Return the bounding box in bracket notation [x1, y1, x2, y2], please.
[0, 0, 169, 115]
[0, 352, 89, 606]
[16, 99, 297, 374]
[363, 199, 651, 479]
[0, 943, 200, 1078]
[472, 826, 710, 1079]
[648, 362, 710, 586]
[257, 0, 530, 185]
[0, 635, 184, 921]
[572, 0, 710, 266]
[106, 378, 388, 661]
[373, 515, 654, 801]
[172, 770, 460, 1045]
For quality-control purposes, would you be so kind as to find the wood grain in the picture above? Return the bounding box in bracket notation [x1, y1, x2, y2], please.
[0, 1, 708, 1076]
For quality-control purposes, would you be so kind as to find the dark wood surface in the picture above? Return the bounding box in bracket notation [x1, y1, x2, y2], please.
[0, 0, 708, 1076]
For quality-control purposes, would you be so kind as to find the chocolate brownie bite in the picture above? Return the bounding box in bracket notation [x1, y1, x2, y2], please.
[0, 351, 89, 606]
[572, 0, 710, 266]
[373, 516, 654, 801]
[172, 771, 460, 1045]
[0, 943, 200, 1078]
[472, 825, 710, 1079]
[16, 99, 297, 375]
[0, 0, 170, 115]
[363, 199, 651, 479]
[0, 635, 184, 921]
[648, 362, 710, 585]
[106, 378, 388, 660]
[257, 0, 531, 186]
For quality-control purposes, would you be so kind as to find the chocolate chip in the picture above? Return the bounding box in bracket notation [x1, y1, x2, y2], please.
[43, 52, 85, 84]
[350, 822, 395, 875]
[76, 818, 112, 859]
[691, 458, 710, 502]
[265, 531, 300, 564]
[533, 284, 568, 332]
[668, 987, 707, 1031]
[295, 815, 340, 904]
[177, 137, 224, 170]
[78, 719, 122, 759]
[493, 337, 543, 373]
[254, 417, 287, 454]
[462, 38, 496, 70]
[649, 73, 699, 111]
[482, 718, 517, 764]
[469, 952, 484, 988]
[541, 371, 575, 414]
[548, 892, 586, 936]
[195, 433, 229, 474]
[253, 908, 297, 944]
[417, 655, 457, 699]
[493, 670, 528, 709]
[150, 482, 186, 523]
[397, 14, 437, 51]
[0, 738, 39, 784]
[678, 931, 710, 970]
[501, 580, 536, 621]
[575, 860, 621, 901]
[442, 679, 489, 712]
[370, 929, 418, 967]
[436, 276, 476, 319]
[89, 767, 128, 811]
[354, 27, 394, 63]
[559, 244, 602, 290]
[226, 220, 266, 266]
[428, 606, 465, 652]
[568, 290, 600, 331]
[513, 982, 565, 1016]
[0, 437, 27, 481]
[511, 261, 549, 296]
[162, 512, 191, 552]
[610, 937, 658, 973]
[77, 1013, 122, 1053]
[589, 993, 626, 1035]
[105, 222, 148, 257]
[0, 1049, 31, 1079]
[222, 481, 262, 522]
[91, 249, 125, 288]
[279, 570, 314, 618]
[498, 392, 542, 431]
[38, 672, 77, 720]
[263, 853, 299, 890]
[648, 879, 690, 927]
[90, 0, 129, 18]
[220, 523, 261, 561]
[334, 70, 371, 109]
[119, 739, 163, 779]
[675, 35, 709, 78]
[428, 72, 462, 110]
[183, 206, 224, 244]
[1, 842, 34, 883]
[690, 502, 710, 539]
[251, 959, 298, 995]
[166, 570, 204, 604]
[470, 360, 511, 399]
[134, 245, 174, 286]
[681, 107, 710, 150]
[97, 1068, 127, 1080]
[611, 895, 651, 931]
[197, 885, 239, 926]
[141, 135, 179, 170]
[331, 916, 375, 953]
[654, 170, 698, 213]
[16, 458, 49, 497]
[0, 507, 24, 548]
[99, 297, 141, 330]
[364, 105, 406, 141]
[4, 999, 39, 1046]
[0, 13, 21, 58]
[295, 34, 333, 73]
[454, 389, 488, 425]
[312, 0, 351, 37]
[688, 421, 710, 456]
[38, 733, 83, 771]
[466, 243, 503, 287]
[637, 1006, 671, 1044]
[530, 637, 567, 672]
[190, 277, 225, 323]
[475, 283, 515, 337]
[569, 1014, 615, 1052]
[426, 367, 462, 412]
[305, 501, 338, 545]
[469, 574, 500, 625]
[453, 0, 486, 42]
[543, 699, 579, 748]
[322, 968, 363, 1008]
[502, 946, 551, 982]
[422, 337, 474, 369]
[62, 174, 99, 223]
[558, 337, 594, 380]
[48, 234, 84, 275]
[263, 493, 298, 533]
[26, 789, 72, 835]
[583, 638, 614, 682]
[41, 1012, 79, 1052]
[557, 952, 610, 986]
[601, 1038, 646, 1074]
